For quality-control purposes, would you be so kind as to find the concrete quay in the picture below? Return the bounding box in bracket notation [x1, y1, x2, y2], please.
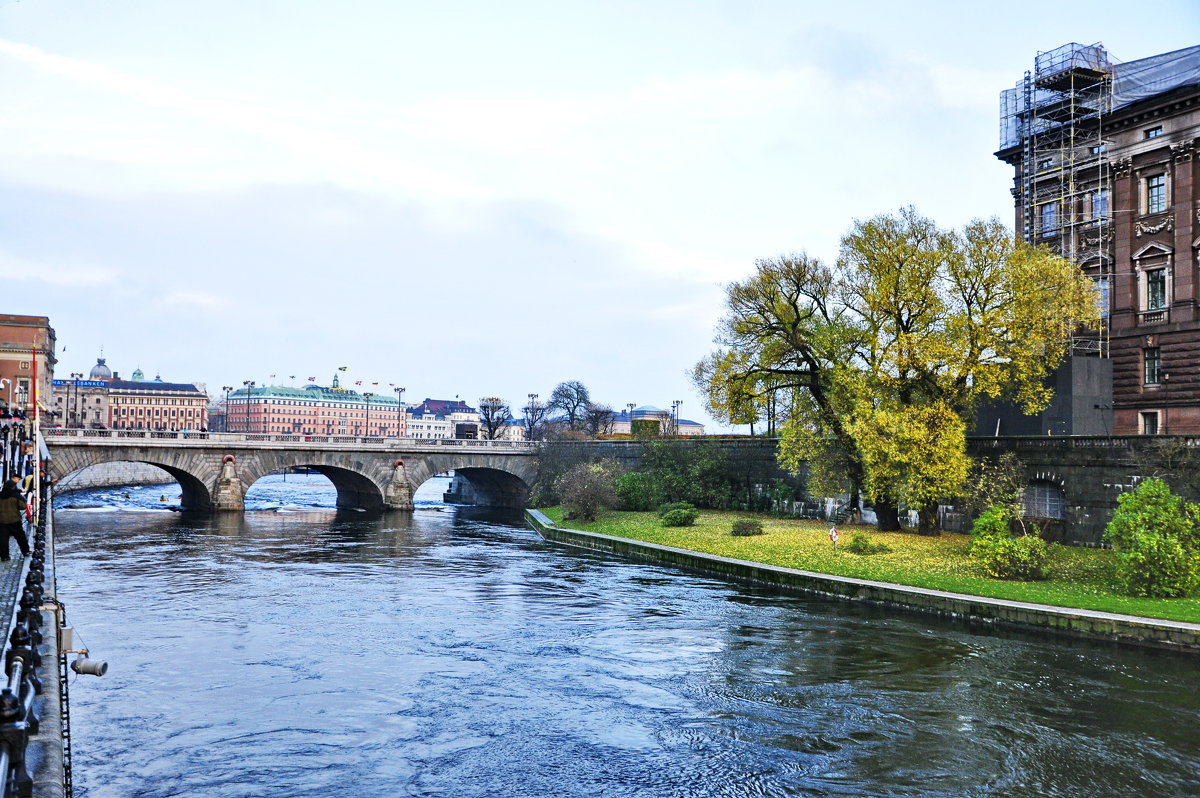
[526, 510, 1200, 654]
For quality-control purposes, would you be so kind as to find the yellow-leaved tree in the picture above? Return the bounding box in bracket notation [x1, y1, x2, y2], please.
[693, 208, 1100, 532]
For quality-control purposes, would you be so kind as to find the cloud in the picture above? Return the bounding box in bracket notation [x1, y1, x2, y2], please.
[162, 291, 228, 310]
[0, 38, 488, 200]
[0, 247, 118, 287]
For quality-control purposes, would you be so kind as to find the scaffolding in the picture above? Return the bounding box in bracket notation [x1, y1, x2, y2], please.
[1000, 42, 1114, 357]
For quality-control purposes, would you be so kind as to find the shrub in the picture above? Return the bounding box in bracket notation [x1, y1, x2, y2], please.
[845, 532, 891, 555]
[615, 471, 658, 511]
[1104, 478, 1200, 598]
[657, 501, 695, 518]
[969, 506, 1051, 580]
[730, 518, 764, 537]
[554, 460, 620, 522]
[661, 507, 698, 527]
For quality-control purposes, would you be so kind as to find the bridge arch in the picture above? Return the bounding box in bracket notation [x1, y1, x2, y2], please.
[239, 454, 387, 512]
[48, 451, 216, 511]
[407, 454, 535, 509]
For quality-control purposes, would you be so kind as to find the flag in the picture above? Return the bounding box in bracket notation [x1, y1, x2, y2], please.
[355, 381, 362, 386]
[289, 375, 295, 379]
[308, 377, 316, 382]
[338, 366, 348, 371]
[372, 382, 379, 386]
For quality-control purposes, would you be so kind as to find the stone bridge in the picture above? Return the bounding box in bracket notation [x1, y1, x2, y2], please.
[44, 429, 540, 512]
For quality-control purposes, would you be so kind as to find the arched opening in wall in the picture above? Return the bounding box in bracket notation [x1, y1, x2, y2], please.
[427, 467, 531, 510]
[53, 460, 211, 511]
[245, 466, 384, 512]
[1022, 480, 1066, 542]
[243, 468, 337, 511]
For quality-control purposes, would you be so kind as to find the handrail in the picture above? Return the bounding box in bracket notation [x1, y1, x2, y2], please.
[41, 428, 540, 450]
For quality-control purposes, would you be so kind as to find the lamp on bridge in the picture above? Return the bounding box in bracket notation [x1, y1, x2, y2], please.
[393, 387, 405, 438]
[222, 386, 234, 432]
[70, 372, 84, 428]
[363, 392, 375, 437]
[243, 380, 256, 433]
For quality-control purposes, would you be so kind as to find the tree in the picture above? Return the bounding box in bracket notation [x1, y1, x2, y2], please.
[554, 460, 620, 521]
[522, 394, 549, 441]
[548, 381, 591, 430]
[478, 397, 513, 440]
[694, 208, 1100, 532]
[583, 402, 616, 438]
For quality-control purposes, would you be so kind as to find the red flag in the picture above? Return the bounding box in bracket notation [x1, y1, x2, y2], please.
[355, 381, 362, 385]
[308, 377, 316, 382]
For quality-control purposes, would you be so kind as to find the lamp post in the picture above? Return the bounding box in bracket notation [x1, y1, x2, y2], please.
[363, 392, 375, 437]
[222, 386, 233, 432]
[70, 372, 84, 427]
[400, 384, 410, 436]
[526, 393, 538, 440]
[243, 380, 256, 433]
[627, 402, 636, 437]
[672, 399, 682, 437]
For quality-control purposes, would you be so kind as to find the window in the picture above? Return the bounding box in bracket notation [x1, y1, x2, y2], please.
[1038, 158, 1054, 169]
[1039, 202, 1058, 235]
[1089, 144, 1105, 155]
[1090, 189, 1108, 220]
[1141, 411, 1160, 435]
[1147, 269, 1167, 310]
[1145, 125, 1163, 139]
[1144, 347, 1161, 385]
[1147, 174, 1166, 214]
[1023, 482, 1065, 520]
[1094, 277, 1109, 319]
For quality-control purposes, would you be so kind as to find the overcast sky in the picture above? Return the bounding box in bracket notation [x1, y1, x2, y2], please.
[2, 2, 1197, 429]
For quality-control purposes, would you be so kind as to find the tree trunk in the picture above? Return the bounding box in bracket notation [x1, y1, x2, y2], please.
[875, 501, 901, 531]
[917, 505, 940, 536]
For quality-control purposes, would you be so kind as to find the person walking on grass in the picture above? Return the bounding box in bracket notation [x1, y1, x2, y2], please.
[0, 478, 29, 561]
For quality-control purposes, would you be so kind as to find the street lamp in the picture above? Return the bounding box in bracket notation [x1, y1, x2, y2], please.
[222, 386, 233, 432]
[526, 393, 538, 440]
[363, 392, 375, 437]
[393, 386, 405, 437]
[243, 380, 256, 433]
[627, 403, 636, 437]
[70, 372, 84, 427]
[672, 399, 682, 437]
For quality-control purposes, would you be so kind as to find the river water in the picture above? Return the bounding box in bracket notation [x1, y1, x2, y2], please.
[51, 474, 1199, 797]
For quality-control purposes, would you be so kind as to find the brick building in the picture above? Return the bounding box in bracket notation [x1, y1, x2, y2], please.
[996, 43, 1200, 434]
[0, 315, 56, 416]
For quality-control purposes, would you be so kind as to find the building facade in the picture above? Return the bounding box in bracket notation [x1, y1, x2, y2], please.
[52, 360, 208, 432]
[997, 43, 1200, 434]
[0, 315, 56, 416]
[226, 376, 408, 437]
[408, 399, 479, 439]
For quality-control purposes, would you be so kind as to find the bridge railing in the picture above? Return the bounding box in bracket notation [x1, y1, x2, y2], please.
[42, 428, 540, 450]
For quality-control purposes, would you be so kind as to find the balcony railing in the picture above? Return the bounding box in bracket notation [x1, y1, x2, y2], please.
[1139, 307, 1170, 325]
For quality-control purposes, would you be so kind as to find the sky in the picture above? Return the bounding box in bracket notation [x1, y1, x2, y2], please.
[2, 1, 1198, 430]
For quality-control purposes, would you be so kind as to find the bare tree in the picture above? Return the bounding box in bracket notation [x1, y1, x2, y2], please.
[583, 402, 616, 438]
[549, 380, 591, 430]
[523, 393, 549, 441]
[478, 397, 513, 440]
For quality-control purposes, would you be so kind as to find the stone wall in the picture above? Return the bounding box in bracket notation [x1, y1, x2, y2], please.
[55, 461, 175, 493]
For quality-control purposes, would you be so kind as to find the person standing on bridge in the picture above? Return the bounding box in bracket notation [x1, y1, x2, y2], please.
[0, 478, 29, 561]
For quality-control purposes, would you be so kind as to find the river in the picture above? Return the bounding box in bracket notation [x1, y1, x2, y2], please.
[50, 474, 1200, 797]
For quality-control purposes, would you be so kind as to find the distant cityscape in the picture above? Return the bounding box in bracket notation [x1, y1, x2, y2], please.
[28, 350, 705, 439]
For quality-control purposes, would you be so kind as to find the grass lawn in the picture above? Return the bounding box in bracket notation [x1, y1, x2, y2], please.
[536, 507, 1200, 625]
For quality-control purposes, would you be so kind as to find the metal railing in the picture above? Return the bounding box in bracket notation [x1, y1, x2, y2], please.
[42, 428, 540, 450]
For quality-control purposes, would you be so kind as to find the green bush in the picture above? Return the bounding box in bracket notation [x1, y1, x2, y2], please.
[969, 506, 1051, 580]
[1104, 478, 1200, 598]
[845, 532, 891, 555]
[657, 501, 695, 517]
[661, 507, 698, 527]
[615, 472, 658, 511]
[730, 518, 764, 537]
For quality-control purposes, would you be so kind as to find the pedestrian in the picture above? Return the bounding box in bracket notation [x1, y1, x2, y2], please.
[0, 479, 29, 561]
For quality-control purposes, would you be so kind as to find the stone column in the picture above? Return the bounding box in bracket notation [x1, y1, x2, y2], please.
[211, 454, 245, 511]
[384, 460, 414, 511]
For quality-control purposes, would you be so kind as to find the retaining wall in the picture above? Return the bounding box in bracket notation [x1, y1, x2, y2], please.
[526, 509, 1200, 654]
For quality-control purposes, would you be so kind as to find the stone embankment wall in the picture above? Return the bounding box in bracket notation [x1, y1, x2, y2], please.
[527, 509, 1200, 653]
[55, 461, 174, 493]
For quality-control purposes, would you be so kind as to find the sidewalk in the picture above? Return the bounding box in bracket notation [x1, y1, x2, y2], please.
[526, 509, 1200, 654]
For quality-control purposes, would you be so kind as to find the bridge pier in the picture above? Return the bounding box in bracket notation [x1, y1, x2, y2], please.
[384, 460, 414, 511]
[212, 456, 245, 511]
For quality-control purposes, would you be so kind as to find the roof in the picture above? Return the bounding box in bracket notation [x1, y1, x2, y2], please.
[231, 384, 401, 404]
[109, 379, 204, 394]
[415, 398, 477, 415]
